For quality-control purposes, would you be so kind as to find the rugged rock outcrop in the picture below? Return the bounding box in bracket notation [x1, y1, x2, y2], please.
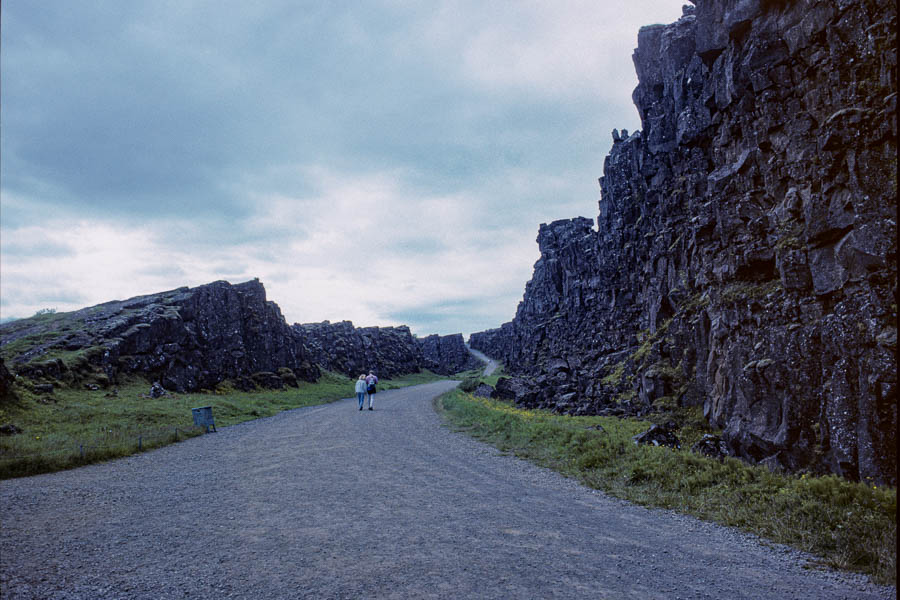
[471, 0, 896, 484]
[293, 321, 424, 378]
[0, 280, 320, 392]
[416, 334, 483, 375]
[0, 359, 15, 404]
[2, 281, 482, 392]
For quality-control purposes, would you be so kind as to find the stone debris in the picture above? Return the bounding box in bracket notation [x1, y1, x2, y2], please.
[633, 423, 681, 450]
[691, 434, 732, 461]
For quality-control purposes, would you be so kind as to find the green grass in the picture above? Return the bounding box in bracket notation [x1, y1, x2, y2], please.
[480, 363, 506, 388]
[453, 360, 506, 393]
[435, 390, 897, 585]
[453, 368, 485, 381]
[0, 369, 447, 479]
[377, 369, 447, 389]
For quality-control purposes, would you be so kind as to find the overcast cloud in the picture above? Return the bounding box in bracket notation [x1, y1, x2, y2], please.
[1, 1, 685, 336]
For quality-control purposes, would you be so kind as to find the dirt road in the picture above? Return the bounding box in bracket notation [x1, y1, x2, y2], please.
[0, 382, 893, 599]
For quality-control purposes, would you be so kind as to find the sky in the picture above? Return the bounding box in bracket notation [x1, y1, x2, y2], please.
[1, 0, 687, 337]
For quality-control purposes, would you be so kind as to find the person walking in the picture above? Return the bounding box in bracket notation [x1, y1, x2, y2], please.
[354, 375, 367, 411]
[365, 371, 379, 410]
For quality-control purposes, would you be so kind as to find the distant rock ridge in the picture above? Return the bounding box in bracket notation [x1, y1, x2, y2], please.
[295, 322, 483, 378]
[0, 280, 480, 394]
[470, 0, 897, 484]
[416, 333, 483, 375]
[294, 320, 424, 378]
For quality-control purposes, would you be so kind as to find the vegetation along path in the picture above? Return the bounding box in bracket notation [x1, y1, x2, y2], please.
[0, 381, 893, 599]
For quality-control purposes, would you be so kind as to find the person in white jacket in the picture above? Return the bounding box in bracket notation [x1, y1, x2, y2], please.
[354, 375, 367, 411]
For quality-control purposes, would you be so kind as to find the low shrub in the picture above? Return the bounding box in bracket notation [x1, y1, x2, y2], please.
[459, 377, 481, 393]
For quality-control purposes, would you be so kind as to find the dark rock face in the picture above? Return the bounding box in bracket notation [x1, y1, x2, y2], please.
[416, 334, 483, 375]
[0, 280, 320, 392]
[296, 322, 481, 378]
[295, 321, 424, 378]
[2, 281, 479, 394]
[0, 359, 17, 403]
[491, 377, 539, 407]
[470, 0, 897, 484]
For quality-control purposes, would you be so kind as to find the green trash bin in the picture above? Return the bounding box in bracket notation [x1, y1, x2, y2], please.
[191, 406, 216, 433]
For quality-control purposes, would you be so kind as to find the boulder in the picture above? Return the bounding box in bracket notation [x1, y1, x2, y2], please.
[0, 423, 23, 436]
[472, 383, 495, 398]
[491, 377, 539, 407]
[633, 423, 681, 449]
[690, 434, 732, 460]
[251, 371, 284, 390]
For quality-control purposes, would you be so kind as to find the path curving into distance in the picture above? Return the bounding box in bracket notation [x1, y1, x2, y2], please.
[1, 382, 893, 600]
[467, 346, 498, 377]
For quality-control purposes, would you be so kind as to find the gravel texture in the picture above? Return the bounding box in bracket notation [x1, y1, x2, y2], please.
[1, 381, 895, 599]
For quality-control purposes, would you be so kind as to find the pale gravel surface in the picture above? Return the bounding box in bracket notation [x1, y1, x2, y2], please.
[1, 381, 895, 599]
[466, 347, 498, 377]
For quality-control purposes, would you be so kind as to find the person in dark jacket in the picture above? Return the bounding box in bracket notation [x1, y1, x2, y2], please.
[365, 372, 378, 410]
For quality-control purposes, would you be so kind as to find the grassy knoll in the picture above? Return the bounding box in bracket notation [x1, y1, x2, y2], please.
[0, 369, 447, 479]
[436, 390, 896, 584]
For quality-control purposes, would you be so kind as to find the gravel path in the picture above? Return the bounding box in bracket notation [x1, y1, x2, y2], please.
[1, 382, 894, 599]
[466, 347, 498, 376]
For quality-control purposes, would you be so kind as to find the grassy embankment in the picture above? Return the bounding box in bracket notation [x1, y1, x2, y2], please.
[436, 373, 896, 585]
[0, 369, 446, 480]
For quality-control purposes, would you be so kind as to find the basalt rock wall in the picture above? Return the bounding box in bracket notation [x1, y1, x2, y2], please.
[417, 333, 484, 375]
[470, 0, 897, 484]
[0, 280, 320, 392]
[293, 321, 425, 378]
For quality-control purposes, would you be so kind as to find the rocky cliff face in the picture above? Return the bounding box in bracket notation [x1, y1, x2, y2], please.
[417, 334, 483, 375]
[0, 359, 15, 403]
[295, 323, 481, 378]
[470, 0, 896, 484]
[294, 321, 425, 378]
[0, 280, 320, 392]
[2, 280, 482, 392]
